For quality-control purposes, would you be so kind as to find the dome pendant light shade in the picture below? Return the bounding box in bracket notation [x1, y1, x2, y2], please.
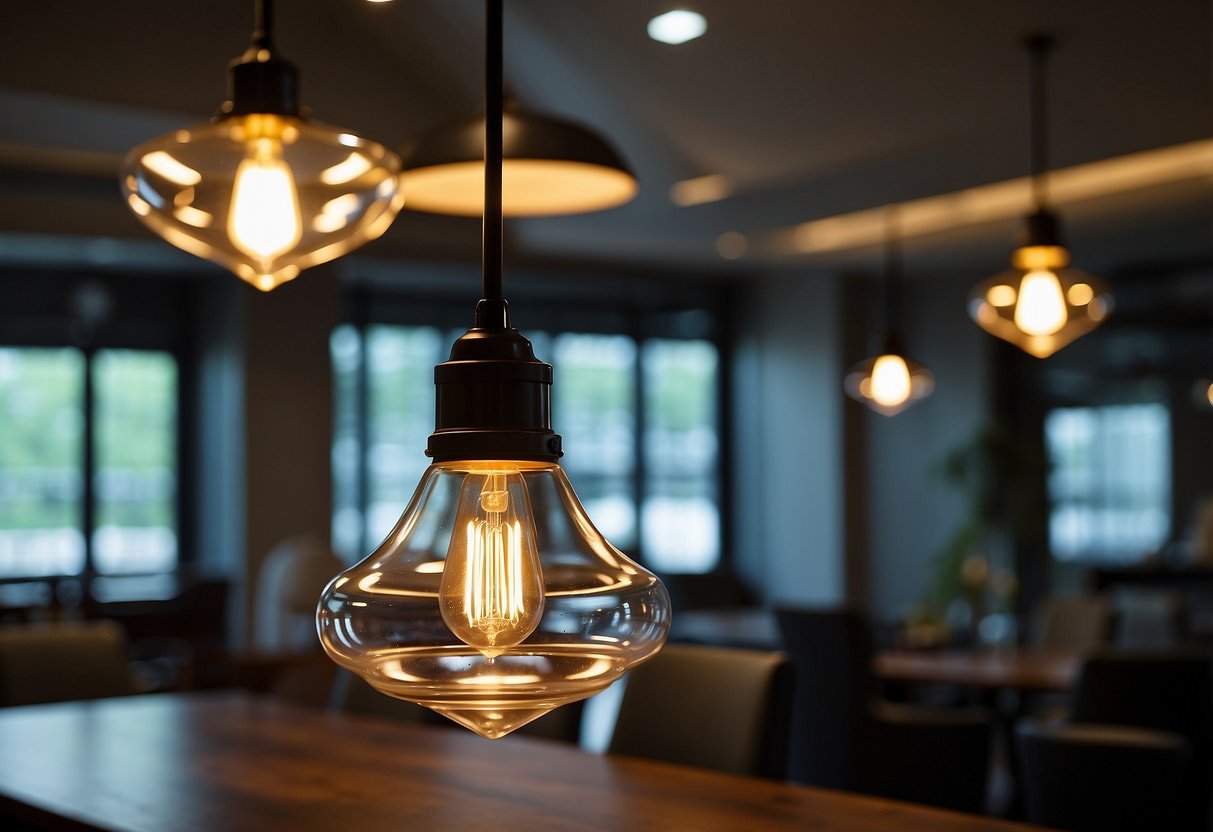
[121, 0, 403, 291]
[317, 0, 669, 740]
[399, 110, 638, 217]
[969, 34, 1110, 355]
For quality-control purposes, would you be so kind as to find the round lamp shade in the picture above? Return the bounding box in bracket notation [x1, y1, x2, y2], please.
[399, 111, 638, 217]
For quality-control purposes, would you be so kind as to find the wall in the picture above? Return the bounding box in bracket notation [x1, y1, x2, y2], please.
[732, 267, 990, 622]
[731, 270, 846, 606]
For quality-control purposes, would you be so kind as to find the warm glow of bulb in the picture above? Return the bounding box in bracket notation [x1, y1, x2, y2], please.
[1207, 383, 1213, 406]
[228, 139, 302, 261]
[1014, 269, 1069, 336]
[439, 470, 545, 659]
[1068, 282, 1095, 305]
[870, 354, 912, 407]
[987, 284, 1017, 307]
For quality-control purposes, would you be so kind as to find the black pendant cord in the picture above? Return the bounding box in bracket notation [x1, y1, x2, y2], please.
[1026, 33, 1054, 213]
[477, 0, 507, 328]
[882, 213, 903, 346]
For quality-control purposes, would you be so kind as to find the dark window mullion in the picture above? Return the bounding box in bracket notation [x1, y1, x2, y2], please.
[631, 325, 646, 565]
[82, 347, 96, 588]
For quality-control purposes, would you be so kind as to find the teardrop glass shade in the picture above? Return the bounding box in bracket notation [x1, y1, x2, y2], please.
[317, 460, 671, 739]
[122, 114, 404, 291]
[968, 245, 1112, 358]
[844, 352, 934, 416]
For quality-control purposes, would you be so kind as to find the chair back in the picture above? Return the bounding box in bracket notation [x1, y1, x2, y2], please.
[862, 700, 993, 815]
[254, 536, 344, 652]
[1032, 596, 1111, 651]
[1017, 719, 1191, 831]
[0, 620, 135, 706]
[1072, 649, 1212, 829]
[774, 607, 874, 789]
[1110, 589, 1187, 648]
[608, 643, 793, 778]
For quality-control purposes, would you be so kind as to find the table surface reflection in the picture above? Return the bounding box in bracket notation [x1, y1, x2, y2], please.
[0, 691, 1049, 832]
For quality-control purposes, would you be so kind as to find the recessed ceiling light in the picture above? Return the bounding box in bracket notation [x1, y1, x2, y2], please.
[647, 10, 707, 45]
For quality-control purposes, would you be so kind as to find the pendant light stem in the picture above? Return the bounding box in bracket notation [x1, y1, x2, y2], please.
[1026, 33, 1054, 212]
[252, 0, 273, 51]
[479, 0, 505, 322]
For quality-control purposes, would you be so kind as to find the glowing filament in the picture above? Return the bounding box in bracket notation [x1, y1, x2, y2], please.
[870, 354, 912, 407]
[1014, 269, 1068, 336]
[228, 139, 302, 261]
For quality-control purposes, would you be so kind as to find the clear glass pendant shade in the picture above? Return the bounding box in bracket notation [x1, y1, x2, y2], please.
[317, 460, 671, 739]
[122, 114, 403, 291]
[968, 245, 1112, 358]
[844, 352, 934, 416]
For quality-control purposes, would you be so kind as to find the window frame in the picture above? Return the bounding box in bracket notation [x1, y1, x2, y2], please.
[335, 278, 730, 574]
[0, 272, 194, 589]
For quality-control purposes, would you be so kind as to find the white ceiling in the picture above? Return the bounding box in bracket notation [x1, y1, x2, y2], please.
[0, 0, 1208, 278]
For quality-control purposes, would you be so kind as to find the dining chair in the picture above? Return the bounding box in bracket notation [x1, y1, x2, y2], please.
[608, 642, 793, 778]
[0, 620, 136, 706]
[1070, 648, 1212, 829]
[1016, 719, 1191, 832]
[1030, 596, 1111, 651]
[861, 700, 993, 815]
[776, 607, 994, 812]
[774, 607, 873, 789]
[253, 535, 344, 652]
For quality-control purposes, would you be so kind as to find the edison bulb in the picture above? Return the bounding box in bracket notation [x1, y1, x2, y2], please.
[845, 349, 934, 417]
[439, 470, 545, 658]
[122, 114, 402, 291]
[869, 354, 912, 408]
[229, 142, 302, 263]
[318, 460, 670, 739]
[1014, 269, 1068, 336]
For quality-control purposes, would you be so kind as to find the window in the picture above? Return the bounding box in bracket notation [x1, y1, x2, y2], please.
[1046, 403, 1171, 562]
[331, 324, 722, 573]
[0, 346, 179, 580]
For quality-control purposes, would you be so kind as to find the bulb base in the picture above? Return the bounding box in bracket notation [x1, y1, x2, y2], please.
[1018, 209, 1065, 250]
[222, 53, 301, 117]
[427, 307, 563, 463]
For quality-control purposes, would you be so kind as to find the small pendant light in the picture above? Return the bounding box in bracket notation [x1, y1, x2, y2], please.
[845, 218, 934, 416]
[968, 34, 1112, 358]
[316, 0, 670, 740]
[121, 0, 404, 291]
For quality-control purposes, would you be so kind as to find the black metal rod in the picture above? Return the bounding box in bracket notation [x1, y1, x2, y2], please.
[482, 0, 504, 305]
[1026, 33, 1054, 211]
[252, 0, 273, 50]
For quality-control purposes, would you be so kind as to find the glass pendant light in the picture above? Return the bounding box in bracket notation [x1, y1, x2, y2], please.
[316, 0, 670, 740]
[968, 34, 1111, 357]
[845, 221, 934, 416]
[121, 0, 404, 291]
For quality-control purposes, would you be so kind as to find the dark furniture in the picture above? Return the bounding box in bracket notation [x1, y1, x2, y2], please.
[1016, 719, 1191, 832]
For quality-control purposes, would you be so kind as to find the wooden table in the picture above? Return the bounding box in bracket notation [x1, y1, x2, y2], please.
[0, 692, 1049, 832]
[873, 649, 1081, 693]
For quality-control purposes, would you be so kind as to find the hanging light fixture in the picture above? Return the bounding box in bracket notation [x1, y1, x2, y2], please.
[399, 108, 637, 217]
[316, 0, 669, 740]
[398, 10, 637, 220]
[121, 0, 404, 291]
[845, 218, 935, 416]
[968, 34, 1112, 358]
